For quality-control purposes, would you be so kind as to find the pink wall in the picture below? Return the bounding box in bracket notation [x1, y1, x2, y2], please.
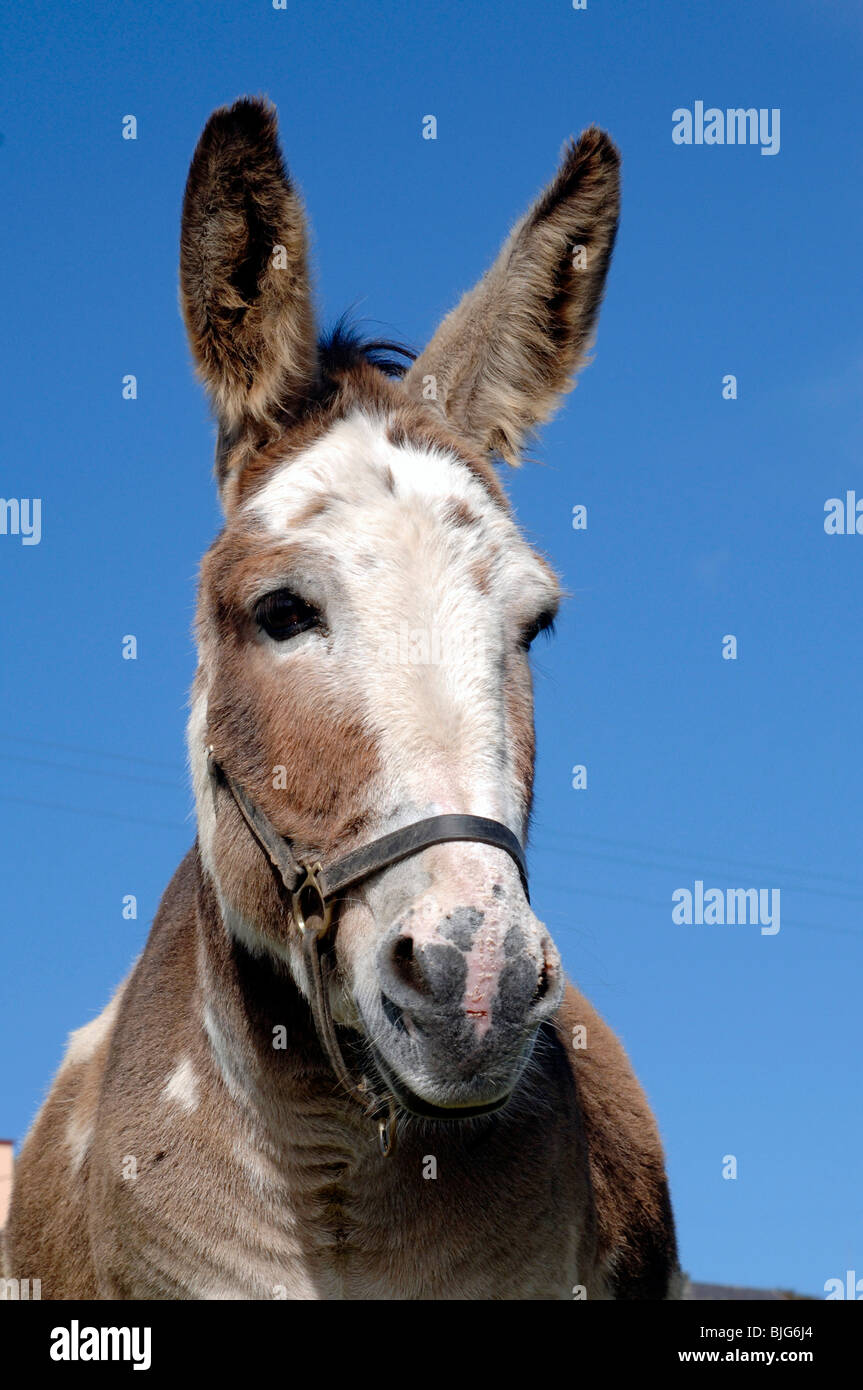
[0, 1140, 14, 1229]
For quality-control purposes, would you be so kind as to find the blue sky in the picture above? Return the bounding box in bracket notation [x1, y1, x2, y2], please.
[2, 0, 861, 1295]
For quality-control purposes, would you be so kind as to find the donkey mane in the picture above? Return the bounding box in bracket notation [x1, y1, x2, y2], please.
[318, 317, 416, 383]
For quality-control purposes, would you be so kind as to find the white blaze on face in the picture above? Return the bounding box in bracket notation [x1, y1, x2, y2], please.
[246, 410, 559, 838]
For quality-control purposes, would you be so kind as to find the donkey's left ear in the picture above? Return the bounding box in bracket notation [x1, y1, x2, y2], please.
[180, 97, 317, 465]
[403, 129, 620, 464]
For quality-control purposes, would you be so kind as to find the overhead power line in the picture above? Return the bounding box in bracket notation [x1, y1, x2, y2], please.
[0, 733, 182, 773]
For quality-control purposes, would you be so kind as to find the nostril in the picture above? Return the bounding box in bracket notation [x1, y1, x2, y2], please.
[531, 947, 558, 1008]
[382, 993, 408, 1034]
[393, 934, 413, 965]
[390, 934, 429, 995]
[531, 962, 550, 1007]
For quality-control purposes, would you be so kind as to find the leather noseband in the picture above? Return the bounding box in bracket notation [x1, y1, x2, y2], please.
[205, 748, 529, 1156]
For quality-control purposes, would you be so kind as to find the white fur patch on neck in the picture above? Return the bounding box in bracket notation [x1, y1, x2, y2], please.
[60, 978, 129, 1074]
[188, 687, 218, 881]
[161, 1056, 200, 1113]
[65, 1113, 93, 1174]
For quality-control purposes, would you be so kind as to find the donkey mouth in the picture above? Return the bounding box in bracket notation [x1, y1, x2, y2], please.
[368, 1045, 515, 1120]
[355, 1011, 539, 1128]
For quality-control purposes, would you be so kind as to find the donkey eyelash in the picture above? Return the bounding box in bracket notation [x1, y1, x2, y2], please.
[520, 611, 557, 650]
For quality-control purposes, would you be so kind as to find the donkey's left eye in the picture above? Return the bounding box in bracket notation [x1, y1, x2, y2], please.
[255, 589, 321, 642]
[520, 610, 556, 650]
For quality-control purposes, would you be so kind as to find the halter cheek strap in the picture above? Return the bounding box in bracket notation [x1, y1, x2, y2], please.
[205, 748, 530, 1156]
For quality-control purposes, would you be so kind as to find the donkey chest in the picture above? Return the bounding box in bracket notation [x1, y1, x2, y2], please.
[205, 1128, 581, 1299]
[103, 1119, 582, 1299]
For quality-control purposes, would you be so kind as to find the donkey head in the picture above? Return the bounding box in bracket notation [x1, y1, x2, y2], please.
[183, 98, 619, 1118]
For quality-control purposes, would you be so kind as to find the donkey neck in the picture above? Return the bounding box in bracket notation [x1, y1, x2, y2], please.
[193, 852, 375, 1155]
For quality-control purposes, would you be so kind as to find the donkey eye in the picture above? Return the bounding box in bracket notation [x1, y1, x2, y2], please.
[520, 610, 556, 651]
[255, 589, 321, 642]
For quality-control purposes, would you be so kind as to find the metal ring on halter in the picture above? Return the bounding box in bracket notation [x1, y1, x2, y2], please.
[378, 1096, 397, 1157]
[291, 864, 332, 941]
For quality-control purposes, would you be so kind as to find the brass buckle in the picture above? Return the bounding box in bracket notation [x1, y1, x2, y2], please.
[292, 863, 332, 941]
[378, 1095, 397, 1158]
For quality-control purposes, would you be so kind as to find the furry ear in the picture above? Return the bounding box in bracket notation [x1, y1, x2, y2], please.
[180, 97, 317, 457]
[402, 129, 620, 464]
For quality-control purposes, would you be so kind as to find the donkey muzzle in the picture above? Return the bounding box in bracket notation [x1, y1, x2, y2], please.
[367, 900, 564, 1114]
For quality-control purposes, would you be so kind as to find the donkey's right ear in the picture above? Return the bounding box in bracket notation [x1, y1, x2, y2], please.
[180, 98, 317, 466]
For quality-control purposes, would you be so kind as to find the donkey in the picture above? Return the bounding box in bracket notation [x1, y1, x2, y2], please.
[4, 98, 680, 1300]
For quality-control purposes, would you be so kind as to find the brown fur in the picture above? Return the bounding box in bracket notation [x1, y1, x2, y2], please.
[195, 525, 385, 950]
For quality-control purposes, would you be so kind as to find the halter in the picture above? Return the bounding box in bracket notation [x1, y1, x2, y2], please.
[205, 748, 529, 1157]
